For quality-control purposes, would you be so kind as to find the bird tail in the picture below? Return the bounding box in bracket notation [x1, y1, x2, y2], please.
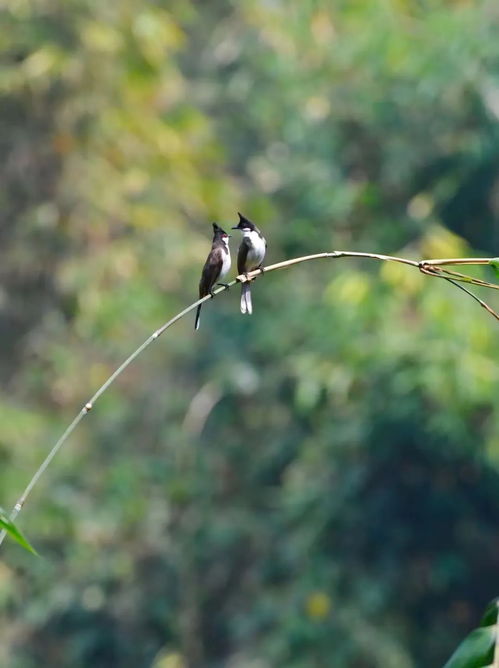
[194, 304, 202, 330]
[240, 283, 252, 315]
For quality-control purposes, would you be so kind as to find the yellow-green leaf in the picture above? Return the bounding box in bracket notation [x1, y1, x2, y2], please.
[488, 258, 499, 280]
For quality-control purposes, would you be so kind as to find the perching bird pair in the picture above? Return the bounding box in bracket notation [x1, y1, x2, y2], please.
[195, 213, 266, 330]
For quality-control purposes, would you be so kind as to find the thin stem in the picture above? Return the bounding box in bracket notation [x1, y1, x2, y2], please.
[419, 265, 499, 320]
[421, 257, 493, 266]
[419, 263, 499, 290]
[442, 278, 499, 321]
[437, 268, 499, 289]
[0, 250, 497, 549]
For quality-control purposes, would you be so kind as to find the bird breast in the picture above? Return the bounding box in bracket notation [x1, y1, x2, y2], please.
[220, 246, 231, 278]
[244, 231, 266, 269]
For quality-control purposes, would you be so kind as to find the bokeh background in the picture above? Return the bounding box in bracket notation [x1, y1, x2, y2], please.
[2, 1, 499, 666]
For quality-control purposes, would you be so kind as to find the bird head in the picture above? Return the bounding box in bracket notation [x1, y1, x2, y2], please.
[232, 212, 256, 232]
[212, 223, 231, 241]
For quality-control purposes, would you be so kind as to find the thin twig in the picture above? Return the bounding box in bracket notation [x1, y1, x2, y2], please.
[441, 278, 499, 321]
[0, 250, 497, 548]
[420, 257, 493, 266]
[437, 267, 499, 290]
[418, 263, 499, 290]
[418, 264, 499, 320]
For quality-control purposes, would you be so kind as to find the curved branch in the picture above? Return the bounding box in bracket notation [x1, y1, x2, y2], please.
[0, 250, 497, 549]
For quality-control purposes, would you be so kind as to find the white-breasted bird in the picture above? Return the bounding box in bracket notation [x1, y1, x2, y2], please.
[232, 213, 266, 315]
[195, 223, 231, 331]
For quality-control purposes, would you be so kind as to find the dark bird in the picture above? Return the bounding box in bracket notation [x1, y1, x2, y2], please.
[195, 223, 231, 331]
[232, 213, 266, 314]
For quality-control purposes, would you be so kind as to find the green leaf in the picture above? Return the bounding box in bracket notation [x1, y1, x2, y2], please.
[488, 258, 499, 280]
[480, 599, 499, 628]
[443, 627, 495, 668]
[0, 508, 38, 555]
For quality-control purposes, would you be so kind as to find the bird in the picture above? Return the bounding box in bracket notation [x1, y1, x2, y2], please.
[195, 223, 231, 331]
[232, 212, 266, 315]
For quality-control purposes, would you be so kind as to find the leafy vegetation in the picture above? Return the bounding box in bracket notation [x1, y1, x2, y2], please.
[1, 1, 499, 666]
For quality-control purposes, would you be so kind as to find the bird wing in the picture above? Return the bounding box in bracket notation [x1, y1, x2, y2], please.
[199, 247, 223, 297]
[237, 237, 251, 274]
[254, 226, 266, 251]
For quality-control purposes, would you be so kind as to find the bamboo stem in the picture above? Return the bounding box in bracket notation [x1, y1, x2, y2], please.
[1, 251, 497, 549]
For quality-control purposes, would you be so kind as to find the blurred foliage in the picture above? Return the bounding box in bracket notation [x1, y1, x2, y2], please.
[2, 0, 499, 666]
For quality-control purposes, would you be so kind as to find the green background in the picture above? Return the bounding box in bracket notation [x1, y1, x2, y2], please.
[2, 1, 499, 666]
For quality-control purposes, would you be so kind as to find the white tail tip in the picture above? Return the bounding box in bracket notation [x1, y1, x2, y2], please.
[240, 284, 252, 315]
[194, 305, 202, 330]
